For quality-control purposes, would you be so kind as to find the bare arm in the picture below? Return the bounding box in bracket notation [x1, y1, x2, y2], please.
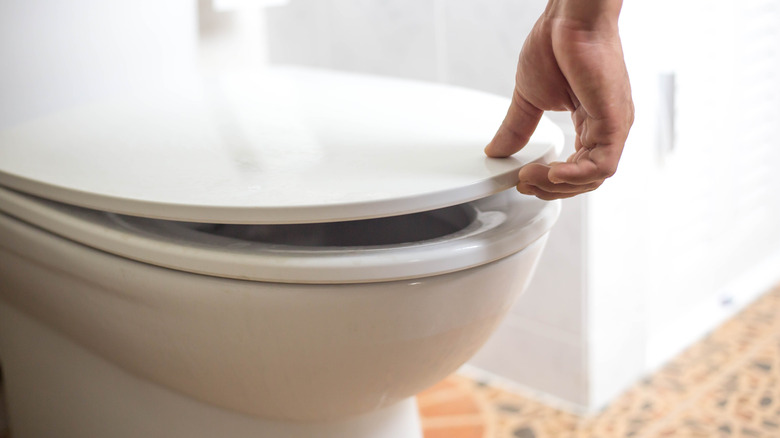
[485, 0, 634, 200]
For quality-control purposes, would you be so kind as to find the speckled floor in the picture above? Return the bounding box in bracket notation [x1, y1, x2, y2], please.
[2, 284, 780, 438]
[417, 284, 780, 438]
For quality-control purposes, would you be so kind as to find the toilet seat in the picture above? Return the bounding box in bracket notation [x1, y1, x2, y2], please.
[0, 186, 558, 283]
[0, 67, 562, 282]
[0, 67, 562, 224]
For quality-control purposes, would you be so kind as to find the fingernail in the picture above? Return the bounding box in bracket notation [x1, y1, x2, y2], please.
[548, 164, 564, 184]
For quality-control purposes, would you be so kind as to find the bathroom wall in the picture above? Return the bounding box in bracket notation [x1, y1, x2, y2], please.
[639, 0, 780, 371]
[585, 0, 780, 409]
[265, 0, 544, 94]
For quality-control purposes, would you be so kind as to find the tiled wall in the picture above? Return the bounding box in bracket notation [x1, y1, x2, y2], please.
[265, 0, 545, 94]
[0, 0, 196, 128]
[580, 0, 780, 409]
[266, 1, 439, 81]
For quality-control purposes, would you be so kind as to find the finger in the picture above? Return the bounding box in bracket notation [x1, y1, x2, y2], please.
[518, 163, 602, 193]
[571, 106, 587, 149]
[548, 145, 619, 184]
[518, 183, 595, 200]
[566, 146, 589, 164]
[485, 89, 544, 158]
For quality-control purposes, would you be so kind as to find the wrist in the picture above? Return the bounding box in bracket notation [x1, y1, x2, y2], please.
[544, 0, 622, 31]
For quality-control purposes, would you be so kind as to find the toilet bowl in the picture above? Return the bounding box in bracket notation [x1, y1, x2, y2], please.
[0, 68, 562, 438]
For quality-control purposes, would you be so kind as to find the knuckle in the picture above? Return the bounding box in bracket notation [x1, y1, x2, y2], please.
[595, 158, 618, 179]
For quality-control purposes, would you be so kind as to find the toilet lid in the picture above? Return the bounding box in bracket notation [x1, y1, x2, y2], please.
[0, 67, 562, 224]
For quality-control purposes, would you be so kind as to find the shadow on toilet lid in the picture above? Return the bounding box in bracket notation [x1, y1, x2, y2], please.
[0, 67, 563, 224]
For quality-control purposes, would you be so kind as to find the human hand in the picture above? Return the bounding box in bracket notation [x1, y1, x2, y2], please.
[485, 0, 634, 200]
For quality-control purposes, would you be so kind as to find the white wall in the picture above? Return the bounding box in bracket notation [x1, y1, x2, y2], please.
[265, 0, 544, 94]
[0, 0, 197, 128]
[587, 0, 780, 409]
[642, 0, 780, 368]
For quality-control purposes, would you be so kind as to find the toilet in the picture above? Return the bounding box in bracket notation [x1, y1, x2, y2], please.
[0, 67, 562, 438]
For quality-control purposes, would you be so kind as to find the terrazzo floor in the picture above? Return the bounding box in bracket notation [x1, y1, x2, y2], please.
[2, 284, 780, 438]
[418, 283, 780, 438]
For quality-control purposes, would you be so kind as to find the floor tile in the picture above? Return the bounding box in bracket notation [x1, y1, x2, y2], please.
[417, 284, 780, 438]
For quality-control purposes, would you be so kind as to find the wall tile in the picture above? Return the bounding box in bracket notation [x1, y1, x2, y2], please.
[511, 198, 585, 334]
[266, 0, 438, 81]
[325, 0, 439, 81]
[508, 113, 584, 335]
[0, 0, 196, 127]
[442, 0, 546, 95]
[588, 322, 647, 410]
[468, 313, 588, 407]
[265, 0, 333, 68]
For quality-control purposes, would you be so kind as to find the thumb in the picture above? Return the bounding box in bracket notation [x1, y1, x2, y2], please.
[485, 90, 544, 158]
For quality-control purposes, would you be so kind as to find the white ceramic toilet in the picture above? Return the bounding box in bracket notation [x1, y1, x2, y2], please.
[0, 68, 562, 438]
